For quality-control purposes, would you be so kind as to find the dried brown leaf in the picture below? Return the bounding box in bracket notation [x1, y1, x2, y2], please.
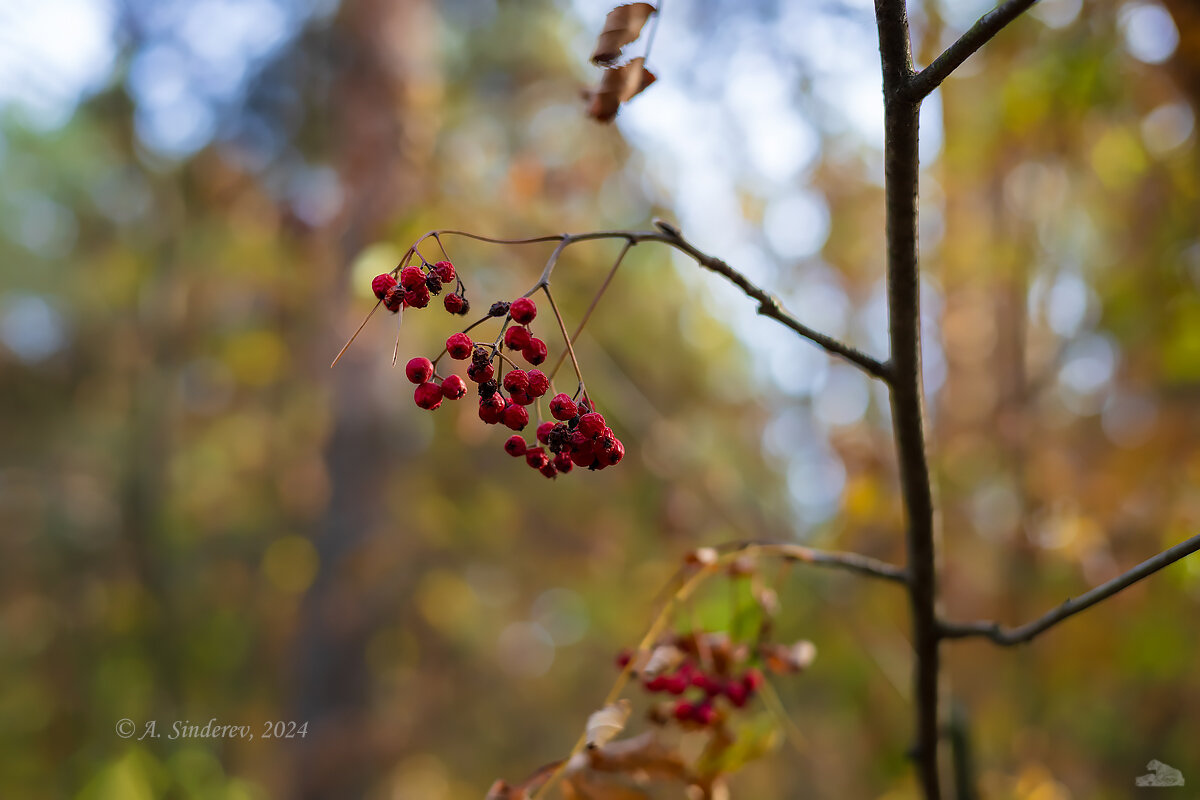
[684, 546, 719, 567]
[761, 640, 817, 675]
[638, 644, 685, 678]
[585, 59, 657, 123]
[587, 699, 632, 749]
[591, 3, 657, 65]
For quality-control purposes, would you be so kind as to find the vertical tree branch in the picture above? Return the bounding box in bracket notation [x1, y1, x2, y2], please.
[874, 1, 942, 798]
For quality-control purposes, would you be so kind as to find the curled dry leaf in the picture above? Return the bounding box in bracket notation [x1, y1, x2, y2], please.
[753, 586, 780, 617]
[591, 3, 657, 65]
[587, 699, 633, 749]
[761, 640, 817, 674]
[585, 58, 657, 123]
[638, 643, 686, 678]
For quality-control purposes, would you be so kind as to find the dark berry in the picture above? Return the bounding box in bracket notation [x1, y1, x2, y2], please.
[456, 297, 470, 315]
[504, 326, 531, 351]
[383, 285, 405, 313]
[444, 293, 465, 314]
[504, 436, 527, 457]
[488, 301, 511, 317]
[510, 297, 537, 325]
[446, 333, 473, 359]
[502, 402, 529, 431]
[553, 452, 574, 474]
[526, 369, 549, 398]
[440, 374, 466, 400]
[414, 382, 442, 410]
[404, 285, 430, 309]
[425, 274, 443, 295]
[578, 412, 605, 439]
[479, 395, 505, 424]
[525, 448, 549, 469]
[547, 423, 570, 453]
[433, 260, 455, 283]
[399, 265, 425, 289]
[467, 362, 495, 383]
[522, 338, 548, 366]
[550, 393, 577, 421]
[372, 273, 397, 299]
[478, 379, 499, 399]
[405, 357, 433, 385]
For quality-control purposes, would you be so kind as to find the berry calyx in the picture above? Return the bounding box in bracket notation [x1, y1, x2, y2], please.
[444, 293, 465, 314]
[433, 260, 455, 283]
[414, 382, 443, 410]
[399, 265, 425, 289]
[510, 297, 537, 325]
[550, 393, 577, 421]
[440, 374, 467, 400]
[405, 357, 434, 385]
[504, 326, 532, 351]
[372, 273, 397, 300]
[446, 333, 473, 359]
[504, 436, 528, 457]
[522, 337, 548, 366]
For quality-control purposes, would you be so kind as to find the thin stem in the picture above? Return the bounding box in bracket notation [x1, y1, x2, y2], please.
[907, 0, 1039, 100]
[541, 286, 586, 395]
[643, 0, 663, 63]
[330, 301, 382, 368]
[939, 533, 1200, 645]
[547, 240, 633, 380]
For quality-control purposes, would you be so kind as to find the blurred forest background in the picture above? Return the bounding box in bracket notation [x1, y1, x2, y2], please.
[1, 0, 1198, 797]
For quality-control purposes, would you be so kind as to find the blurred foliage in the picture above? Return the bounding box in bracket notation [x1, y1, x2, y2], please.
[0, 0, 1197, 798]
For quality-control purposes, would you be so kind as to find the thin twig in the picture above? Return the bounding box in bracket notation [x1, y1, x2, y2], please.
[541, 286, 587, 397]
[907, 0, 1039, 100]
[939, 533, 1200, 645]
[547, 240, 634, 381]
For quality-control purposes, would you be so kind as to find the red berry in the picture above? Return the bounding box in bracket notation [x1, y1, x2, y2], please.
[444, 293, 465, 314]
[504, 326, 531, 351]
[692, 672, 719, 694]
[644, 675, 669, 693]
[504, 435, 527, 457]
[405, 357, 433, 385]
[479, 395, 505, 424]
[446, 333, 473, 360]
[597, 438, 625, 467]
[404, 285, 430, 308]
[372, 273, 397, 299]
[383, 285, 405, 312]
[502, 402, 529, 431]
[553, 452, 574, 474]
[615, 649, 633, 669]
[433, 260, 455, 283]
[536, 421, 555, 444]
[440, 374, 466, 400]
[522, 338, 547, 366]
[526, 369, 549, 398]
[509, 391, 534, 406]
[414, 382, 442, 410]
[467, 362, 495, 383]
[664, 674, 689, 695]
[742, 668, 764, 693]
[567, 430, 592, 453]
[399, 265, 425, 289]
[673, 701, 695, 722]
[502, 369, 529, 395]
[692, 704, 717, 726]
[510, 297, 537, 325]
[525, 448, 549, 469]
[550, 394, 577, 421]
[539, 462, 558, 479]
[724, 680, 748, 708]
[578, 412, 605, 439]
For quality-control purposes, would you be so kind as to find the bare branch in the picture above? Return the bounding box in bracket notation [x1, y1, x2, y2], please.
[939, 533, 1200, 645]
[734, 542, 908, 585]
[907, 0, 1039, 100]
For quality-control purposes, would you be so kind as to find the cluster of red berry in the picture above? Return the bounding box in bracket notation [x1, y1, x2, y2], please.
[372, 263, 625, 478]
[616, 639, 765, 729]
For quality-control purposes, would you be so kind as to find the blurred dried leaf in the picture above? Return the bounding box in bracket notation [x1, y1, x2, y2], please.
[754, 586, 780, 617]
[685, 546, 719, 567]
[637, 644, 685, 678]
[585, 59, 657, 123]
[761, 640, 817, 674]
[591, 3, 657, 65]
[587, 699, 633, 748]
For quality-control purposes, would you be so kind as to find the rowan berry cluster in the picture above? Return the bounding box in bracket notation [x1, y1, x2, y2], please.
[616, 632, 767, 730]
[372, 261, 625, 478]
